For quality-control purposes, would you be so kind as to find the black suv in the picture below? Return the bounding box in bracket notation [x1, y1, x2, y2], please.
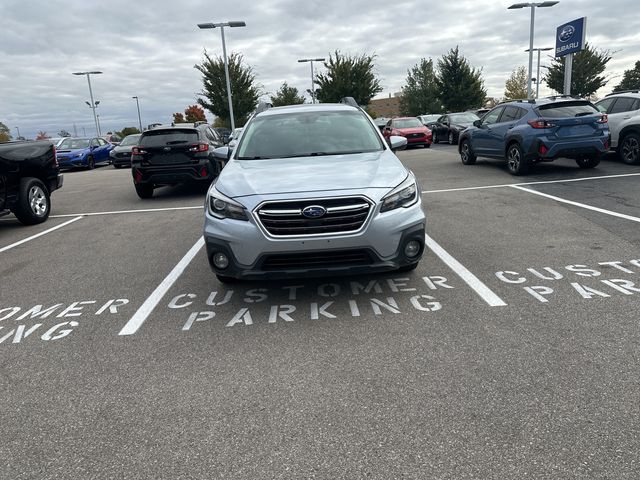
[131, 123, 224, 198]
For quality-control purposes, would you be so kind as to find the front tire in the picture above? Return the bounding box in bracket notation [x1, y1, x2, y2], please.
[576, 157, 600, 169]
[11, 177, 50, 225]
[135, 183, 154, 199]
[506, 143, 530, 175]
[619, 133, 640, 165]
[86, 156, 95, 170]
[448, 131, 456, 145]
[460, 139, 477, 165]
[432, 131, 438, 144]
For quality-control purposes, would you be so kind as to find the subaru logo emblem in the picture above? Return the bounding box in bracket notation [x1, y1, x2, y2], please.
[163, 146, 171, 152]
[302, 205, 327, 218]
[558, 25, 575, 42]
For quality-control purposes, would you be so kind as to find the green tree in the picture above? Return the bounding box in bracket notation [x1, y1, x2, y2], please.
[195, 51, 261, 128]
[436, 46, 487, 111]
[118, 126, 141, 137]
[399, 58, 441, 116]
[314, 51, 382, 106]
[614, 60, 640, 92]
[544, 43, 612, 97]
[173, 112, 185, 124]
[504, 66, 528, 100]
[270, 82, 305, 107]
[184, 104, 207, 122]
[0, 122, 11, 142]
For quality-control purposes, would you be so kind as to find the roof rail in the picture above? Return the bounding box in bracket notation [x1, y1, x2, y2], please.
[193, 121, 208, 127]
[255, 102, 272, 114]
[340, 97, 359, 108]
[605, 89, 640, 96]
[499, 98, 536, 105]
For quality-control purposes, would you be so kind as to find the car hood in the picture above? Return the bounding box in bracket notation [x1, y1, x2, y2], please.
[216, 150, 408, 198]
[396, 126, 429, 134]
[57, 148, 88, 155]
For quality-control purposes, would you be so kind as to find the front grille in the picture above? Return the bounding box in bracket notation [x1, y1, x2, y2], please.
[256, 196, 372, 236]
[407, 133, 424, 139]
[117, 152, 131, 158]
[261, 250, 373, 271]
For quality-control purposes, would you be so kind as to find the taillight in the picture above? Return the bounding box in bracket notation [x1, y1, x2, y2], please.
[596, 114, 608, 124]
[528, 119, 556, 129]
[189, 143, 209, 153]
[132, 146, 147, 155]
[200, 166, 208, 177]
[538, 144, 549, 155]
[134, 169, 143, 183]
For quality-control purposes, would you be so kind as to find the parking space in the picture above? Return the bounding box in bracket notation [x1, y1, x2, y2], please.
[2, 146, 640, 478]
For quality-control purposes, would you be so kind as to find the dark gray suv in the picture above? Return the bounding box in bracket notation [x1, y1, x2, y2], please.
[130, 123, 224, 198]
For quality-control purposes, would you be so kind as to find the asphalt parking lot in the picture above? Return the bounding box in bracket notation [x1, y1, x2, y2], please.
[1, 144, 639, 479]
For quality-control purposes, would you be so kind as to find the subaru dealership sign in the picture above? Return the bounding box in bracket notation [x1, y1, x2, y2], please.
[555, 17, 587, 57]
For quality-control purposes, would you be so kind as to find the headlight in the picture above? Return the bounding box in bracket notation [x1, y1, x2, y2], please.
[207, 188, 248, 221]
[75, 153, 84, 157]
[109, 150, 116, 157]
[380, 174, 418, 212]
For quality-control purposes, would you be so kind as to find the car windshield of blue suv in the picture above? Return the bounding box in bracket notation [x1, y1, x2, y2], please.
[536, 101, 599, 118]
[236, 110, 384, 159]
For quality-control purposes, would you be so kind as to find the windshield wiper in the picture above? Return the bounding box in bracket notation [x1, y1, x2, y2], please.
[237, 155, 272, 160]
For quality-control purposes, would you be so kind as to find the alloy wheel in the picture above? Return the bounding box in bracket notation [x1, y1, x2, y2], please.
[622, 137, 639, 163]
[29, 185, 48, 216]
[507, 147, 520, 171]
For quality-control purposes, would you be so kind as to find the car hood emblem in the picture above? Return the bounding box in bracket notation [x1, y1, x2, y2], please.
[302, 205, 327, 218]
[163, 146, 171, 151]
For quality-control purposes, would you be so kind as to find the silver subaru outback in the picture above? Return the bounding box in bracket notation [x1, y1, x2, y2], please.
[204, 100, 426, 282]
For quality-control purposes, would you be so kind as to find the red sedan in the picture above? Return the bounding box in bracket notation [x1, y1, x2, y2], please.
[383, 117, 432, 148]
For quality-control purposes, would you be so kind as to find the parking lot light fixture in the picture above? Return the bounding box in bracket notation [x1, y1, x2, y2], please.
[132, 96, 143, 132]
[526, 47, 554, 98]
[508, 2, 559, 99]
[298, 58, 326, 104]
[73, 71, 103, 135]
[197, 21, 246, 131]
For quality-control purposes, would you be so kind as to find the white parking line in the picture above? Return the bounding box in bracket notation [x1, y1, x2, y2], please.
[0, 216, 83, 253]
[424, 233, 507, 307]
[52, 205, 203, 218]
[118, 236, 205, 336]
[510, 185, 640, 223]
[421, 172, 640, 195]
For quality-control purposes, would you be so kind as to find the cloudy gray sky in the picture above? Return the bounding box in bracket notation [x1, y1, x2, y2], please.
[1, 0, 638, 139]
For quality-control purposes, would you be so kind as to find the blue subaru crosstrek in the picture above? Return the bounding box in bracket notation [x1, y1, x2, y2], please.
[458, 96, 610, 175]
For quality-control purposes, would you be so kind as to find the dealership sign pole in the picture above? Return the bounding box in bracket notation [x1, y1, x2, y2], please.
[555, 17, 587, 95]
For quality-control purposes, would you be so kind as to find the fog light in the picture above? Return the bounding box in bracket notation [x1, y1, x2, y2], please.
[404, 240, 421, 258]
[213, 253, 229, 269]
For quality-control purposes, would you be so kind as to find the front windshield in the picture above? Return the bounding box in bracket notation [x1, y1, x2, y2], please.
[450, 113, 480, 124]
[394, 118, 423, 128]
[237, 110, 384, 159]
[58, 138, 91, 149]
[120, 134, 141, 146]
[420, 115, 440, 123]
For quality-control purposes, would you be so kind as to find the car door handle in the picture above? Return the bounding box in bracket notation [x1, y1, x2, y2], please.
[507, 124, 515, 129]
[623, 116, 631, 120]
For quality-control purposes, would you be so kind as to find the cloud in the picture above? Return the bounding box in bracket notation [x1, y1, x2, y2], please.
[1, 0, 638, 138]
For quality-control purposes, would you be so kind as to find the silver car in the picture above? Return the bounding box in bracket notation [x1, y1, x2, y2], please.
[204, 100, 426, 282]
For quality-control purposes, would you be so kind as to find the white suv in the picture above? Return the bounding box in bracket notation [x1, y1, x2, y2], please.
[204, 100, 426, 282]
[595, 91, 640, 164]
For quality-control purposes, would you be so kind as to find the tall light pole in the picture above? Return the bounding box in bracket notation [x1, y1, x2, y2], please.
[508, 2, 559, 99]
[525, 47, 553, 98]
[197, 21, 246, 131]
[132, 96, 143, 132]
[72, 71, 103, 135]
[85, 100, 101, 135]
[298, 58, 325, 104]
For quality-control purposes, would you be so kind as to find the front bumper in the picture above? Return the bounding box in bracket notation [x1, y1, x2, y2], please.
[204, 194, 426, 280]
[57, 156, 86, 168]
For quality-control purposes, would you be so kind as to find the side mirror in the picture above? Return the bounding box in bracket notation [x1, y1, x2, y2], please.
[389, 135, 407, 152]
[473, 120, 481, 127]
[213, 146, 231, 161]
